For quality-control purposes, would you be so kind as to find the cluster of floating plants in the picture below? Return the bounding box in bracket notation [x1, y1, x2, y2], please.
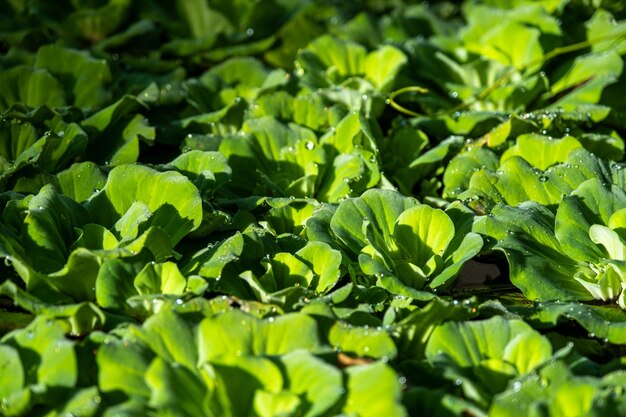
[1, 0, 626, 416]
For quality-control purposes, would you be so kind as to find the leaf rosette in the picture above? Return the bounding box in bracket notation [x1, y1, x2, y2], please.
[476, 177, 626, 306]
[426, 316, 553, 406]
[308, 189, 482, 298]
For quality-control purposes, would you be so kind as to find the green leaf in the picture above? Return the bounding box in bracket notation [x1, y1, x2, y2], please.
[95, 256, 148, 316]
[587, 9, 626, 56]
[135, 311, 198, 371]
[219, 116, 323, 198]
[555, 179, 626, 263]
[0, 66, 65, 110]
[3, 185, 104, 301]
[263, 5, 325, 69]
[529, 301, 626, 344]
[484, 118, 513, 148]
[589, 225, 626, 260]
[490, 362, 601, 417]
[426, 316, 552, 404]
[329, 322, 397, 360]
[427, 316, 551, 371]
[209, 355, 283, 417]
[0, 345, 24, 399]
[56, 162, 107, 203]
[31, 0, 131, 43]
[0, 280, 106, 336]
[320, 111, 380, 157]
[578, 131, 625, 161]
[342, 362, 407, 417]
[475, 202, 591, 301]
[54, 386, 102, 417]
[0, 119, 38, 162]
[315, 153, 367, 202]
[122, 226, 175, 262]
[97, 338, 152, 398]
[461, 156, 587, 212]
[330, 189, 417, 259]
[278, 350, 343, 417]
[501, 134, 582, 171]
[550, 51, 623, 100]
[24, 248, 101, 302]
[260, 252, 315, 292]
[86, 164, 202, 245]
[0, 124, 88, 193]
[34, 45, 112, 111]
[254, 390, 300, 417]
[461, 4, 557, 69]
[392, 136, 464, 196]
[145, 357, 211, 417]
[181, 232, 244, 279]
[198, 57, 269, 102]
[443, 147, 499, 199]
[166, 150, 232, 195]
[81, 95, 153, 166]
[431, 230, 483, 289]
[363, 45, 407, 92]
[134, 261, 187, 296]
[22, 189, 76, 272]
[197, 310, 322, 362]
[112, 201, 151, 241]
[394, 205, 454, 274]
[609, 208, 626, 238]
[2, 317, 77, 389]
[393, 298, 477, 360]
[304, 35, 367, 79]
[294, 241, 342, 293]
[381, 126, 429, 192]
[266, 200, 318, 235]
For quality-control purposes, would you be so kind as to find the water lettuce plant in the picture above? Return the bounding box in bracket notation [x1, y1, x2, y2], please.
[474, 178, 626, 305]
[1, 0, 626, 416]
[307, 189, 482, 298]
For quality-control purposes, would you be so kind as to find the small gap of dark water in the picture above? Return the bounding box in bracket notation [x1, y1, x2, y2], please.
[454, 253, 511, 289]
